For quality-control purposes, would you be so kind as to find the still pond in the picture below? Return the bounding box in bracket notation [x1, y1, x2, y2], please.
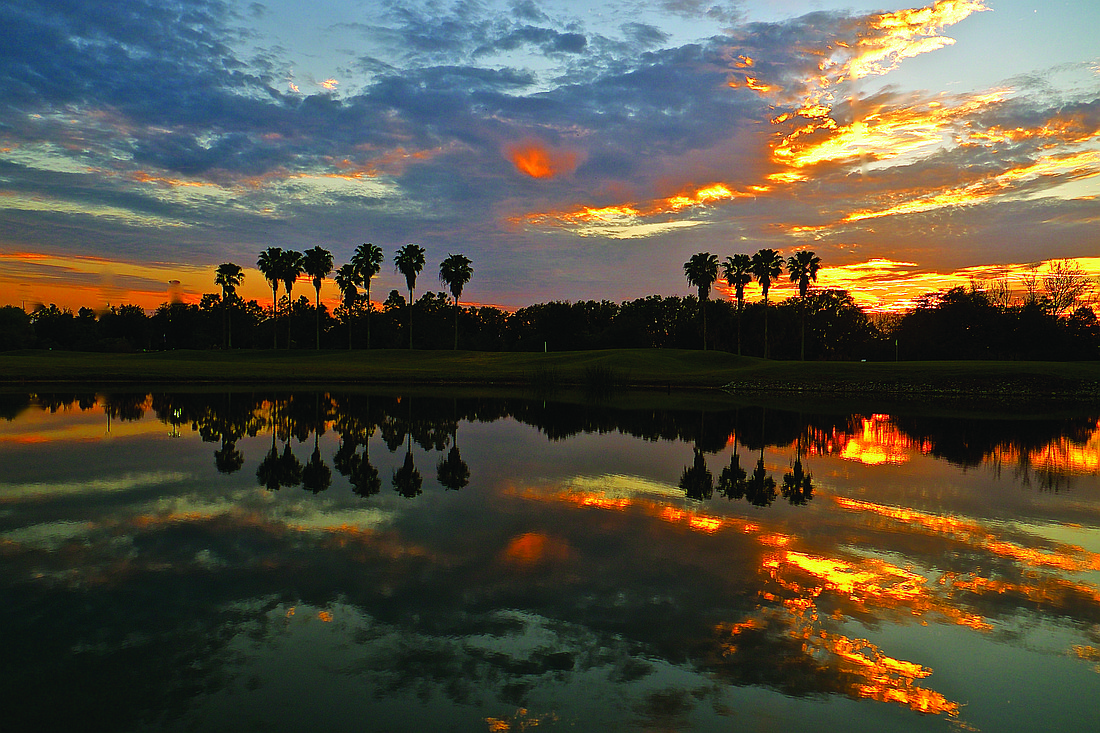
[1, 390, 1099, 732]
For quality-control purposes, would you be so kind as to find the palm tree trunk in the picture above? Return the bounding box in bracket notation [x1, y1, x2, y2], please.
[763, 293, 769, 358]
[407, 287, 414, 349]
[453, 298, 459, 350]
[315, 286, 321, 350]
[736, 300, 742, 356]
[269, 286, 277, 347]
[701, 298, 707, 351]
[365, 284, 371, 350]
[286, 290, 293, 349]
[800, 298, 805, 361]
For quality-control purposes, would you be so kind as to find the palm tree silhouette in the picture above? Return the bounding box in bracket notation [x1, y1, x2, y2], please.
[439, 253, 473, 350]
[786, 250, 821, 360]
[750, 248, 784, 358]
[394, 243, 425, 349]
[351, 243, 383, 349]
[302, 246, 333, 350]
[333, 263, 358, 349]
[256, 247, 284, 349]
[683, 252, 719, 351]
[278, 249, 304, 348]
[214, 262, 243, 349]
[722, 254, 752, 356]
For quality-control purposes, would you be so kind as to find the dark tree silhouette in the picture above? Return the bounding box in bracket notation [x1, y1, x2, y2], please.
[786, 250, 821, 361]
[302, 246, 333, 350]
[683, 252, 719, 351]
[256, 247, 284, 349]
[333, 263, 358, 349]
[278, 249, 304, 348]
[750, 248, 784, 358]
[214, 262, 243, 349]
[351, 243, 384, 348]
[394, 244, 426, 349]
[722, 254, 753, 356]
[439, 253, 473, 350]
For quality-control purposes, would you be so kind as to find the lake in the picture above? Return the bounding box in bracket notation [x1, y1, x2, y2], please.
[1, 389, 1099, 732]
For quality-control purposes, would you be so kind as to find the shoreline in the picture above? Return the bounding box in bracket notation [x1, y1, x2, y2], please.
[2, 348, 1099, 400]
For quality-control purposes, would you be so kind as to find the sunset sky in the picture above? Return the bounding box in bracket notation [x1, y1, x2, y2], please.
[1, 0, 1097, 313]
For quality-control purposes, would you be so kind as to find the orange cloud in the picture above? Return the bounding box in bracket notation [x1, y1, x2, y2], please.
[506, 140, 579, 179]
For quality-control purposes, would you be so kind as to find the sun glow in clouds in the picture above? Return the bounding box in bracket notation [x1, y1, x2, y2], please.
[506, 140, 579, 179]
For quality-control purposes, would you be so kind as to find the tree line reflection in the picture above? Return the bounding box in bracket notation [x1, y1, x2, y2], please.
[7, 390, 1100, 496]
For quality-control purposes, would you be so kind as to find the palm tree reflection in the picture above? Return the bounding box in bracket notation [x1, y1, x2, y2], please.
[718, 453, 747, 501]
[256, 398, 303, 491]
[782, 428, 813, 506]
[436, 406, 469, 490]
[679, 447, 714, 501]
[302, 441, 332, 494]
[214, 440, 244, 474]
[393, 433, 423, 498]
[744, 451, 777, 507]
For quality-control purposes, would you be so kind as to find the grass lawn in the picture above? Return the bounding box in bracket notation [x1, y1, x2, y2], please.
[1, 348, 1099, 398]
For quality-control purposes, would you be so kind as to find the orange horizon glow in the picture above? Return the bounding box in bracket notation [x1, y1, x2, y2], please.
[4, 250, 1099, 316]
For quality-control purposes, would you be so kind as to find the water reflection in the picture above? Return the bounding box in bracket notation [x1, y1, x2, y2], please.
[2, 390, 1100, 732]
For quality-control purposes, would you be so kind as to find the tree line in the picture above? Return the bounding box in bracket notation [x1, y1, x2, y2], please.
[2, 247, 1097, 360]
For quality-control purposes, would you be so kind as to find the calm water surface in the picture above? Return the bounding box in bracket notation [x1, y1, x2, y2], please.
[2, 390, 1099, 732]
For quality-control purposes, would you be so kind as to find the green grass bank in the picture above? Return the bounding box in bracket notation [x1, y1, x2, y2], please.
[2, 349, 1099, 399]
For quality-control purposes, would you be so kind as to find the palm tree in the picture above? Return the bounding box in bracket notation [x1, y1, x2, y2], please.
[214, 262, 244, 349]
[333, 263, 359, 350]
[786, 250, 821, 361]
[278, 249, 304, 348]
[394, 243, 426, 349]
[302, 246, 333, 350]
[351, 243, 384, 349]
[750, 248, 784, 358]
[438, 254, 473, 350]
[256, 247, 284, 349]
[683, 252, 719, 351]
[722, 254, 752, 356]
